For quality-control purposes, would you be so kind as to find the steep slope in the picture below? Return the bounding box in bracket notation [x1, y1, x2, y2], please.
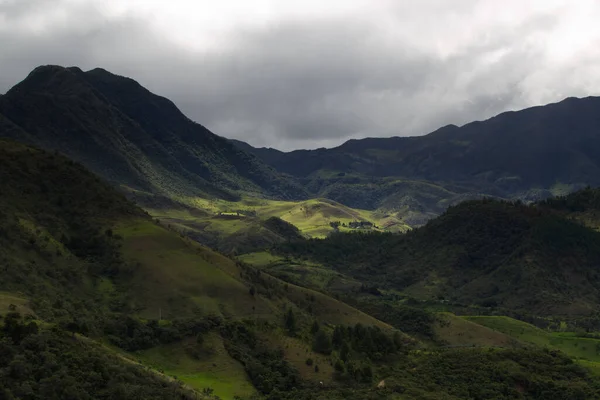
[276, 194, 600, 316]
[0, 139, 413, 398]
[2, 139, 600, 399]
[0, 65, 306, 207]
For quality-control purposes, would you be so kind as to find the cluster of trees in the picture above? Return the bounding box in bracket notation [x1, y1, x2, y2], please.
[0, 313, 196, 400]
[347, 221, 374, 229]
[329, 323, 405, 361]
[328, 221, 374, 231]
[276, 198, 600, 316]
[308, 321, 406, 384]
[103, 314, 223, 351]
[222, 321, 300, 398]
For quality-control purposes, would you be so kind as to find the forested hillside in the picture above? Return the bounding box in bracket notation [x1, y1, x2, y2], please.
[276, 193, 600, 316]
[3, 135, 600, 399]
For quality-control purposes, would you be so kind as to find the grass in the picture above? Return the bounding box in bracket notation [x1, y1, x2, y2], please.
[265, 332, 336, 384]
[0, 292, 34, 317]
[115, 219, 278, 320]
[148, 197, 411, 242]
[238, 251, 362, 294]
[465, 316, 600, 371]
[116, 218, 392, 329]
[434, 313, 520, 348]
[237, 251, 284, 267]
[135, 334, 256, 400]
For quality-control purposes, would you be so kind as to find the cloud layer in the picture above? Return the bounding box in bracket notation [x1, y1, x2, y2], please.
[1, 0, 600, 150]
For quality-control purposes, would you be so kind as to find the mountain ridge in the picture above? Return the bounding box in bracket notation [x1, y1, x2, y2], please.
[0, 65, 307, 206]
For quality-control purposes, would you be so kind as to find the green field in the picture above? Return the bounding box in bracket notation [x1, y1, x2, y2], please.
[465, 316, 600, 370]
[149, 197, 410, 243]
[134, 334, 256, 400]
[237, 251, 361, 293]
[115, 219, 279, 319]
[434, 313, 520, 348]
[237, 251, 284, 267]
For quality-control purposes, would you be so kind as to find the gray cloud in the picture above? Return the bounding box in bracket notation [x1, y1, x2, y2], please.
[1, 0, 600, 150]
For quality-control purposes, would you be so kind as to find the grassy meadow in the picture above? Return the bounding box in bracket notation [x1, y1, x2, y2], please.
[148, 197, 410, 244]
[465, 315, 600, 372]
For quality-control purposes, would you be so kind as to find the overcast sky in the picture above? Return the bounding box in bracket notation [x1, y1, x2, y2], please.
[1, 0, 600, 150]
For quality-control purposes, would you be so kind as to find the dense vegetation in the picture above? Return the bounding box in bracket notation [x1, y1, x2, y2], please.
[5, 65, 600, 399]
[276, 197, 600, 316]
[0, 312, 196, 400]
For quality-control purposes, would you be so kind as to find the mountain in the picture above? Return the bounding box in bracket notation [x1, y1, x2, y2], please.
[0, 65, 306, 207]
[275, 190, 600, 317]
[0, 138, 410, 399]
[4, 137, 600, 398]
[236, 97, 600, 221]
[4, 65, 600, 242]
[241, 96, 600, 186]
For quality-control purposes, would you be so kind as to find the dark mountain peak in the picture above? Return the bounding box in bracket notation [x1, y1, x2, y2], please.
[426, 124, 460, 137]
[85, 67, 149, 94]
[81, 66, 200, 136]
[0, 65, 307, 202]
[6, 65, 94, 98]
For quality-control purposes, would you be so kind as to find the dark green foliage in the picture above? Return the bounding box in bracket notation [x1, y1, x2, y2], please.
[0, 316, 195, 400]
[0, 139, 144, 323]
[404, 348, 600, 399]
[262, 217, 304, 241]
[348, 221, 373, 229]
[2, 312, 39, 345]
[349, 301, 436, 338]
[222, 321, 301, 396]
[329, 323, 404, 362]
[284, 308, 297, 336]
[248, 347, 600, 400]
[312, 330, 332, 355]
[276, 197, 600, 315]
[542, 186, 600, 212]
[310, 320, 320, 334]
[104, 314, 223, 351]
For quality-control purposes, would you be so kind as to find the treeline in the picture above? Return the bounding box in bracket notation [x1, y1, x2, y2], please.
[0, 312, 197, 400]
[328, 220, 375, 230]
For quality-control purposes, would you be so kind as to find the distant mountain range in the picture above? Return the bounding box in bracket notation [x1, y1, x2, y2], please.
[234, 96, 600, 222]
[1, 65, 599, 226]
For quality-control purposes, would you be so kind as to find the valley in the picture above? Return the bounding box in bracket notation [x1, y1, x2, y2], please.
[2, 66, 600, 399]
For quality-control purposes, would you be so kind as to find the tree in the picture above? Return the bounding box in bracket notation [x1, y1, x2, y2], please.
[312, 330, 332, 355]
[284, 308, 296, 336]
[361, 364, 373, 383]
[332, 326, 344, 348]
[334, 359, 345, 372]
[340, 341, 351, 362]
[310, 320, 320, 334]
